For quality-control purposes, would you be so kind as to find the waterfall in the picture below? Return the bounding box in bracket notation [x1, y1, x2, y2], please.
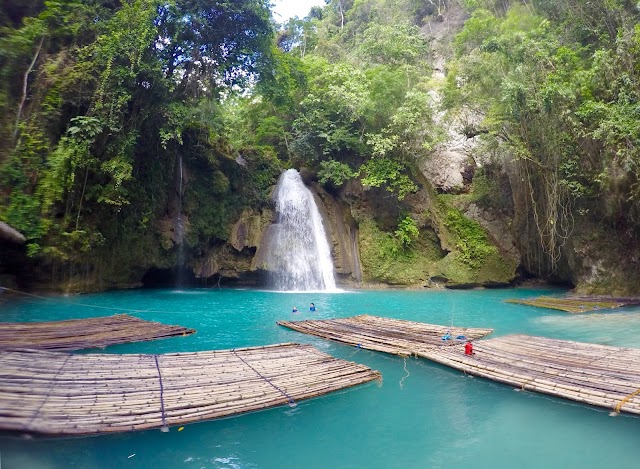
[175, 154, 185, 286]
[264, 169, 337, 291]
[351, 228, 362, 283]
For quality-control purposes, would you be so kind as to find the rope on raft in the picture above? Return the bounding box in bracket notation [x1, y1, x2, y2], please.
[27, 353, 72, 431]
[399, 356, 410, 390]
[153, 354, 169, 432]
[612, 386, 640, 416]
[232, 349, 297, 408]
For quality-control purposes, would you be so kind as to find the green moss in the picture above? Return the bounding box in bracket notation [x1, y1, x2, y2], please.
[358, 217, 442, 285]
[443, 207, 497, 268]
[423, 197, 518, 286]
[431, 248, 517, 286]
[432, 252, 476, 284]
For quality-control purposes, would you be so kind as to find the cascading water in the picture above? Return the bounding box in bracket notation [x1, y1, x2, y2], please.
[264, 169, 337, 291]
[175, 154, 185, 286]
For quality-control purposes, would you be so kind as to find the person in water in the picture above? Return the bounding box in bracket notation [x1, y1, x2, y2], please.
[464, 340, 474, 355]
[310, 303, 316, 312]
[292, 306, 298, 313]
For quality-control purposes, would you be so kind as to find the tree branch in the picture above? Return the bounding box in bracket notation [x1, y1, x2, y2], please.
[14, 35, 45, 140]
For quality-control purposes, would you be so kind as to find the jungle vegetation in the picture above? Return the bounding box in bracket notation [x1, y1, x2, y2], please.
[1, 0, 638, 289]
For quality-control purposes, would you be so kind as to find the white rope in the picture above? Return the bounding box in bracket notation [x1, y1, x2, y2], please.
[399, 357, 410, 389]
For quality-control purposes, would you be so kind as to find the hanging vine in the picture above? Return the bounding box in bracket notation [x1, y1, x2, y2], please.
[514, 148, 575, 274]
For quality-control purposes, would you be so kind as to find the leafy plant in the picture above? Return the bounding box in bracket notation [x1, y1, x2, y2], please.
[318, 159, 357, 187]
[444, 208, 497, 268]
[394, 215, 419, 248]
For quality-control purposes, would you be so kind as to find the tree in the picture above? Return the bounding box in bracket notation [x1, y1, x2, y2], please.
[155, 0, 273, 95]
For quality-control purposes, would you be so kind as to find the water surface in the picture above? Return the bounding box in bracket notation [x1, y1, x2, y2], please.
[1, 287, 639, 468]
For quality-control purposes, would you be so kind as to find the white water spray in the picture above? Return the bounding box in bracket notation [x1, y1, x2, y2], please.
[264, 169, 337, 291]
[175, 154, 185, 286]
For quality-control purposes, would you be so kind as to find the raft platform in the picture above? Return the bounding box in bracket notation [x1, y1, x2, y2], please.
[0, 344, 380, 436]
[505, 296, 640, 313]
[422, 335, 640, 415]
[0, 314, 195, 351]
[277, 314, 494, 356]
[278, 315, 640, 415]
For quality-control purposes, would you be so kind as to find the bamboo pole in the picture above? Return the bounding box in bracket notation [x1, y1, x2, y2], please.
[0, 343, 380, 436]
[277, 315, 640, 416]
[0, 314, 195, 351]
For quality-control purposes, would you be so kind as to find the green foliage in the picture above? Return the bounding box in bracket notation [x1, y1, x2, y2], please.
[239, 146, 283, 203]
[0, 123, 49, 242]
[443, 208, 497, 268]
[360, 156, 417, 200]
[444, 0, 640, 273]
[394, 215, 419, 248]
[279, 1, 439, 197]
[40, 116, 103, 211]
[156, 0, 273, 90]
[318, 159, 357, 187]
[291, 61, 370, 161]
[358, 23, 428, 66]
[360, 133, 418, 200]
[0, 0, 277, 283]
[2, 191, 45, 243]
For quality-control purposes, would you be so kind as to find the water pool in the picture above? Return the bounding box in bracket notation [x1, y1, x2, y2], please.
[1, 287, 639, 468]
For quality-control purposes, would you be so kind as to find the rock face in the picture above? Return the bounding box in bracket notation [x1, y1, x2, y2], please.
[463, 203, 520, 265]
[309, 183, 361, 282]
[191, 245, 255, 283]
[420, 1, 478, 193]
[421, 135, 477, 192]
[188, 208, 274, 285]
[231, 208, 273, 253]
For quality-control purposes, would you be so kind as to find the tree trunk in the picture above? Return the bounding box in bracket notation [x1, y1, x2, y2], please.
[14, 36, 45, 140]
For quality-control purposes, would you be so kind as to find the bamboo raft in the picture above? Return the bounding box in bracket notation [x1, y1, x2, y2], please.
[0, 344, 381, 436]
[277, 315, 494, 356]
[420, 335, 640, 415]
[278, 315, 640, 415]
[505, 296, 640, 313]
[0, 314, 195, 351]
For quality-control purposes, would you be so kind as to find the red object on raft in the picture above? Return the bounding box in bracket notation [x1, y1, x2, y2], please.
[464, 341, 474, 355]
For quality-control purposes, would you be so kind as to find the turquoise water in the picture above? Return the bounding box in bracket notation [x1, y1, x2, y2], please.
[1, 287, 640, 468]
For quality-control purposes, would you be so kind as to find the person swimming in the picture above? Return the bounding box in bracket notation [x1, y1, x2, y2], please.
[310, 303, 316, 312]
[292, 306, 298, 313]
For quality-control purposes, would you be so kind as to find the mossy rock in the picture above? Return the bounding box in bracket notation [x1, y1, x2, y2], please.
[431, 250, 518, 287]
[358, 217, 444, 286]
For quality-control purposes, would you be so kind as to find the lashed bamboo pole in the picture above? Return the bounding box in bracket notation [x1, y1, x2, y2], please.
[420, 335, 640, 415]
[0, 314, 195, 351]
[0, 343, 381, 436]
[278, 315, 494, 355]
[278, 315, 640, 416]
